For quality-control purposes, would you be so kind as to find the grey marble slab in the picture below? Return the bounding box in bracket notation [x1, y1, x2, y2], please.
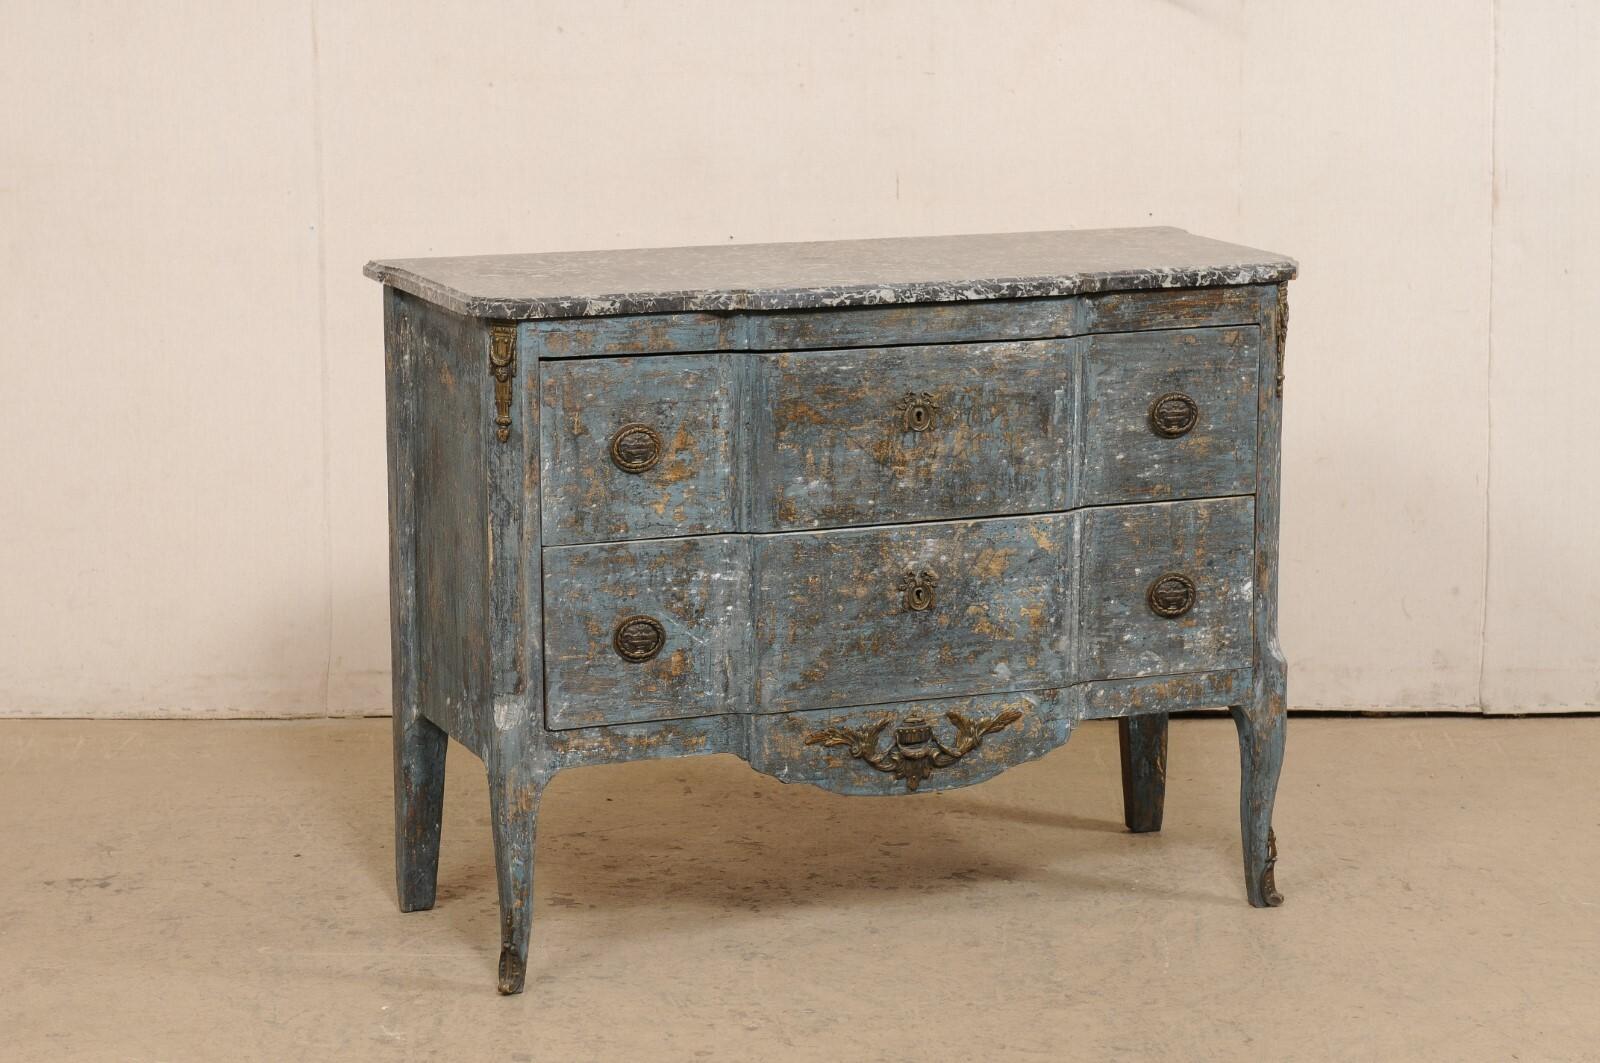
[364, 227, 1296, 321]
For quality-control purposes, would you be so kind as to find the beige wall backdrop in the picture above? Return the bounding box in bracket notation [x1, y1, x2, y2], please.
[2, 1, 1595, 718]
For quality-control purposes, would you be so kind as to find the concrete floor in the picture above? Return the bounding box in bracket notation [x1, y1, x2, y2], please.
[2, 717, 1596, 1062]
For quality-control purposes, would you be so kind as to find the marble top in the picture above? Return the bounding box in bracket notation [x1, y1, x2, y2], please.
[364, 227, 1296, 321]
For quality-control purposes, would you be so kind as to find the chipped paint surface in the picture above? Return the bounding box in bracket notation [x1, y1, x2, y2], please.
[753, 341, 1069, 530]
[535, 323, 1264, 547]
[1082, 284, 1262, 333]
[385, 289, 449, 914]
[539, 354, 737, 545]
[1080, 669, 1251, 718]
[1076, 497, 1255, 681]
[542, 535, 749, 728]
[492, 696, 520, 732]
[539, 501, 1256, 726]
[1233, 282, 1290, 909]
[399, 291, 494, 758]
[754, 515, 1066, 712]
[1079, 326, 1260, 504]
[744, 297, 1078, 351]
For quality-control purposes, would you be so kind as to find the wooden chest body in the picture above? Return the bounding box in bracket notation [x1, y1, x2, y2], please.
[369, 227, 1296, 993]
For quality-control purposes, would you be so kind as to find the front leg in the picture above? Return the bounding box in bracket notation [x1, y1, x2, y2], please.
[489, 763, 548, 995]
[1231, 658, 1286, 906]
[1231, 279, 1289, 908]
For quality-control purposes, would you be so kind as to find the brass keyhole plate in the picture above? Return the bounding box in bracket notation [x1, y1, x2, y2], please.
[896, 392, 940, 433]
[899, 569, 938, 612]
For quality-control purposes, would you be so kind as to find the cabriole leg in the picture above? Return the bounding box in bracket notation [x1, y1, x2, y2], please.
[393, 712, 448, 912]
[1118, 713, 1168, 833]
[1234, 279, 1291, 908]
[489, 765, 548, 995]
[1230, 676, 1286, 907]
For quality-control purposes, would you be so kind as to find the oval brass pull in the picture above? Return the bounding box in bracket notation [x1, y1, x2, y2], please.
[610, 422, 663, 473]
[612, 614, 666, 662]
[1147, 572, 1197, 619]
[896, 392, 940, 433]
[1149, 393, 1199, 438]
[899, 569, 938, 612]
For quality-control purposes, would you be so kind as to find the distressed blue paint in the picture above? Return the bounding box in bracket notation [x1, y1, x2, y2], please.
[742, 297, 1079, 351]
[542, 535, 749, 728]
[1077, 669, 1252, 719]
[539, 354, 740, 545]
[516, 287, 1266, 359]
[533, 328, 1265, 544]
[1074, 497, 1256, 682]
[751, 689, 1075, 796]
[375, 231, 1296, 993]
[753, 514, 1068, 711]
[539, 500, 1256, 726]
[526, 312, 734, 359]
[1234, 282, 1291, 908]
[1078, 326, 1260, 505]
[1081, 284, 1262, 333]
[385, 289, 449, 912]
[751, 341, 1071, 530]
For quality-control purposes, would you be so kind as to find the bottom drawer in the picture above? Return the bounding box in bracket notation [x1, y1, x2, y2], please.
[542, 535, 748, 729]
[540, 497, 1255, 728]
[1075, 495, 1255, 681]
[752, 515, 1066, 712]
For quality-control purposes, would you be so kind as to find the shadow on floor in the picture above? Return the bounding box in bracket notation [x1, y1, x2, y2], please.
[253, 717, 1238, 962]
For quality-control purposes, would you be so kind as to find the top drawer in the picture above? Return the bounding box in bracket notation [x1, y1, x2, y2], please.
[751, 340, 1069, 531]
[539, 327, 1259, 544]
[540, 354, 740, 545]
[541, 340, 1071, 544]
[1078, 326, 1260, 504]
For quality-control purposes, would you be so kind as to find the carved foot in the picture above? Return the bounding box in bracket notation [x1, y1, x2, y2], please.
[497, 943, 527, 996]
[1248, 827, 1284, 908]
[1232, 698, 1286, 908]
[489, 765, 546, 995]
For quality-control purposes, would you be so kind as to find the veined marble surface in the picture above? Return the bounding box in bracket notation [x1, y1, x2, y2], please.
[364, 227, 1297, 320]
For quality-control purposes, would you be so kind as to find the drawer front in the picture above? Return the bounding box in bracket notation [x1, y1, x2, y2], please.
[751, 341, 1070, 531]
[540, 354, 737, 545]
[543, 536, 748, 728]
[1076, 497, 1254, 681]
[540, 501, 1257, 727]
[753, 514, 1068, 713]
[1079, 326, 1258, 504]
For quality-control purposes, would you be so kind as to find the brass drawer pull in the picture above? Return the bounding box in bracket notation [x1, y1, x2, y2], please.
[1147, 572, 1197, 619]
[899, 569, 938, 612]
[612, 614, 666, 662]
[804, 708, 1024, 791]
[609, 422, 663, 473]
[896, 391, 940, 433]
[1149, 392, 1199, 438]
